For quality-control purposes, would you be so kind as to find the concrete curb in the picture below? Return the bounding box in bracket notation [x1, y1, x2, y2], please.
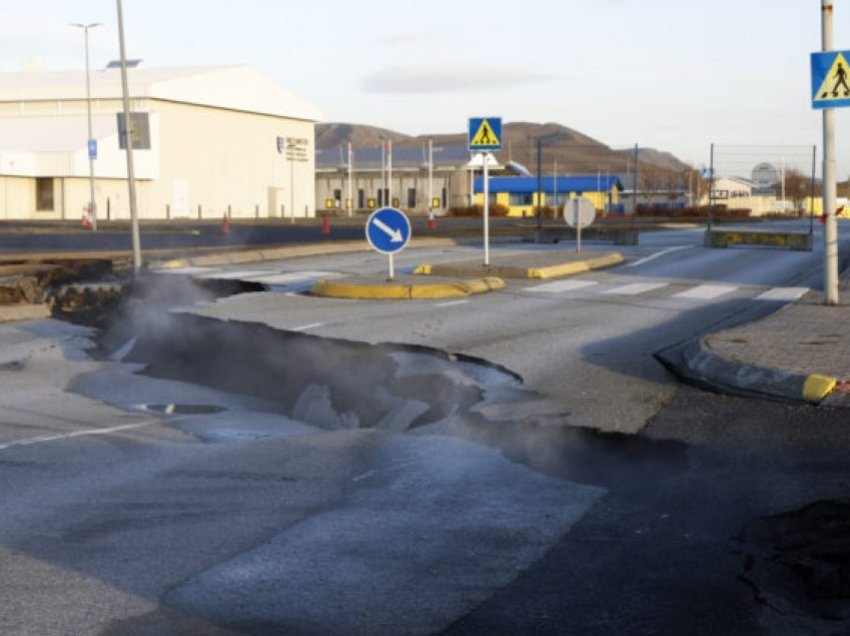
[413, 252, 624, 280]
[310, 276, 505, 300]
[655, 337, 837, 405]
[149, 237, 460, 270]
[0, 304, 52, 323]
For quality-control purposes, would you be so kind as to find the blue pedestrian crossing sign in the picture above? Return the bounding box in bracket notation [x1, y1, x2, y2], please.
[468, 117, 502, 151]
[366, 207, 411, 254]
[812, 51, 850, 109]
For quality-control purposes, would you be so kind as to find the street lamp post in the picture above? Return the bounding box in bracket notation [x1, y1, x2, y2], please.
[71, 22, 100, 231]
[115, 0, 141, 272]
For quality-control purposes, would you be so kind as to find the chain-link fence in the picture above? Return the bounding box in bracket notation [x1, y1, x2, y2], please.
[707, 144, 817, 228]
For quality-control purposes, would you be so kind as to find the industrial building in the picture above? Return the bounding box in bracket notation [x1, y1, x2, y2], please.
[474, 175, 623, 217]
[0, 64, 320, 221]
[315, 145, 501, 215]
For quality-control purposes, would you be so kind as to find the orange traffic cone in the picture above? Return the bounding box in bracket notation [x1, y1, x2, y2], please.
[322, 213, 330, 235]
[427, 210, 436, 230]
[221, 213, 230, 235]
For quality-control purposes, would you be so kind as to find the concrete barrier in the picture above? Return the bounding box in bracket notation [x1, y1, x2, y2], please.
[704, 229, 813, 251]
[524, 227, 639, 246]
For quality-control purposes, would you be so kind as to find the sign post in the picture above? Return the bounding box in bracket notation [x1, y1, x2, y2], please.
[468, 117, 502, 267]
[563, 197, 596, 254]
[366, 207, 412, 281]
[812, 2, 846, 304]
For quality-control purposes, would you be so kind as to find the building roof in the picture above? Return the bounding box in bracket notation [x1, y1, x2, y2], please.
[474, 175, 624, 193]
[0, 65, 322, 122]
[316, 145, 475, 171]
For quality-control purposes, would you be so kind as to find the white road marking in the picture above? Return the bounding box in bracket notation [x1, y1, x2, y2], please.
[600, 282, 669, 296]
[524, 280, 598, 294]
[291, 323, 324, 332]
[244, 271, 341, 284]
[155, 266, 216, 275]
[756, 287, 810, 302]
[196, 269, 271, 280]
[0, 420, 160, 452]
[434, 300, 470, 308]
[674, 284, 739, 300]
[627, 246, 690, 268]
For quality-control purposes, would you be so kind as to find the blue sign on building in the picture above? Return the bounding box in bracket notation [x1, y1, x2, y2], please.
[366, 207, 411, 254]
[88, 139, 97, 160]
[812, 50, 850, 109]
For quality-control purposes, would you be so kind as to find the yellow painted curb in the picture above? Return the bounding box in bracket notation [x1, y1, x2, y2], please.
[802, 374, 838, 403]
[414, 252, 624, 280]
[311, 277, 504, 300]
[156, 259, 190, 269]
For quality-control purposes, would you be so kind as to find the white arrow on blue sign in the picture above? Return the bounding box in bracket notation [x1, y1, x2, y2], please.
[366, 207, 411, 254]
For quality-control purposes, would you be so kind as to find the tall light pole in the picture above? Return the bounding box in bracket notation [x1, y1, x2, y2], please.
[70, 22, 100, 231]
[822, 0, 839, 305]
[115, 0, 141, 272]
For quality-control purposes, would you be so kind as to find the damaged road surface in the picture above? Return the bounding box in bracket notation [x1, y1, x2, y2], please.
[5, 232, 850, 635]
[0, 279, 606, 636]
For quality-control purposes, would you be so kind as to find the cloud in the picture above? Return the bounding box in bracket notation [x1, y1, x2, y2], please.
[362, 64, 556, 94]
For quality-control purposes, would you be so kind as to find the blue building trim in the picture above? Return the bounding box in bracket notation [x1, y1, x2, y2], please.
[473, 175, 623, 194]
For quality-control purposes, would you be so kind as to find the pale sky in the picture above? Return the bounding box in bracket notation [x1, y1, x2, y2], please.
[2, 1, 849, 176]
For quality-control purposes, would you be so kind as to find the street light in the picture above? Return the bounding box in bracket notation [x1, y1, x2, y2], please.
[70, 22, 101, 231]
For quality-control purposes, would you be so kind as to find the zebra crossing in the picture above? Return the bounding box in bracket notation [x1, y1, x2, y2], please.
[522, 279, 810, 303]
[155, 266, 341, 291]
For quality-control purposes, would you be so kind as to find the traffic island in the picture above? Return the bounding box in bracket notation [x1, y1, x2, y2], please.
[310, 275, 505, 300]
[414, 251, 624, 280]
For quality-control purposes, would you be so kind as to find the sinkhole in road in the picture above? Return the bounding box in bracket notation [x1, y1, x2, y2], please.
[78, 273, 687, 488]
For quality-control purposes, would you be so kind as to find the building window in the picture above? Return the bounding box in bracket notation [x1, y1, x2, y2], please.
[378, 189, 383, 206]
[358, 189, 365, 209]
[36, 178, 54, 211]
[333, 189, 341, 201]
[441, 187, 447, 208]
[509, 193, 533, 206]
[407, 188, 416, 208]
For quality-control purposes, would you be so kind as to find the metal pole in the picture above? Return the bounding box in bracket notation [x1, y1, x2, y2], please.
[388, 253, 395, 281]
[822, 0, 840, 305]
[347, 143, 353, 217]
[428, 138, 433, 215]
[115, 0, 141, 272]
[289, 159, 295, 223]
[810, 144, 817, 234]
[380, 140, 385, 206]
[553, 158, 558, 219]
[536, 138, 542, 229]
[388, 140, 393, 205]
[576, 199, 582, 254]
[72, 23, 101, 231]
[632, 144, 639, 217]
[708, 143, 715, 231]
[484, 152, 490, 266]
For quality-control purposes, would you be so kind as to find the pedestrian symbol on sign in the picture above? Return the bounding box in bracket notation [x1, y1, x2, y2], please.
[823, 60, 850, 98]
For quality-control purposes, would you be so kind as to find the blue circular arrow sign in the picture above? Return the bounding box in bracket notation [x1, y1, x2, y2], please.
[365, 207, 412, 255]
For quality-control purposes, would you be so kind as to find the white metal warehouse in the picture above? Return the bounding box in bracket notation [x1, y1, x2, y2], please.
[0, 64, 321, 222]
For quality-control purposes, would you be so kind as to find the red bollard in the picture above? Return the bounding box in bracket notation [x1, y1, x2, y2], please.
[427, 210, 436, 230]
[221, 214, 230, 235]
[322, 213, 330, 235]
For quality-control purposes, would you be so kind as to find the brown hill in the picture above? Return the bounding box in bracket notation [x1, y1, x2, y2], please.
[316, 121, 688, 176]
